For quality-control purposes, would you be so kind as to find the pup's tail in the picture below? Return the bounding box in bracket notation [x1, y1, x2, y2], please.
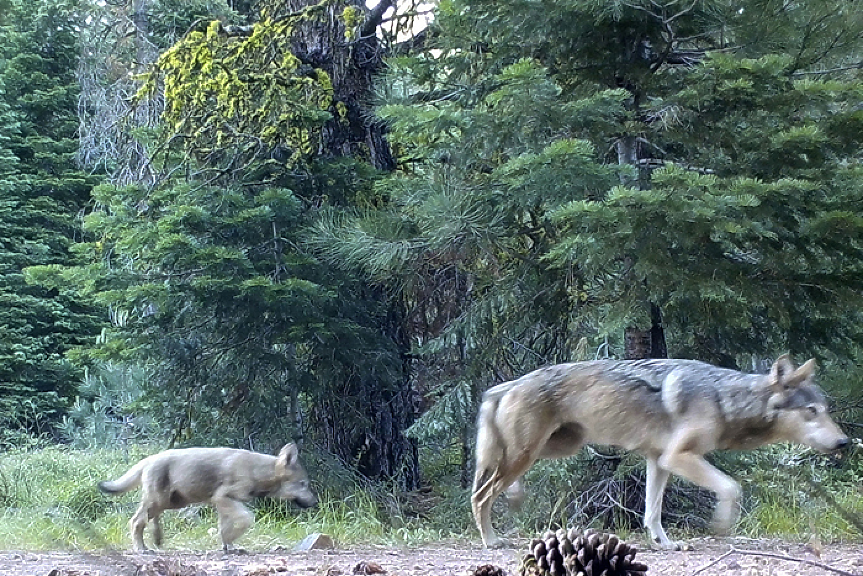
[98, 459, 147, 494]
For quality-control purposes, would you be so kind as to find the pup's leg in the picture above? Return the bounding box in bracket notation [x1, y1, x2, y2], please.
[644, 456, 677, 549]
[151, 513, 163, 548]
[129, 501, 151, 552]
[213, 496, 255, 552]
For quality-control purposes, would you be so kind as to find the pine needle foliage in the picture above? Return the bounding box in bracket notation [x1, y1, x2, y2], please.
[311, 54, 622, 464]
[0, 0, 104, 436]
[317, 0, 863, 483]
[548, 54, 863, 361]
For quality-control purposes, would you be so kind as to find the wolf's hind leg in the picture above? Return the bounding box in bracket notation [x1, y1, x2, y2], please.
[471, 467, 502, 548]
[472, 453, 536, 549]
[129, 502, 151, 552]
[151, 514, 163, 548]
[504, 478, 525, 509]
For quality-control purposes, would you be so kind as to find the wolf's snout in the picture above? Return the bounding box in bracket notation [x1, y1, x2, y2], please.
[833, 437, 850, 450]
[295, 494, 318, 508]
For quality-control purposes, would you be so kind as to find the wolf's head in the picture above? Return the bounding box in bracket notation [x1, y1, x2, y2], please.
[272, 443, 319, 508]
[767, 355, 848, 452]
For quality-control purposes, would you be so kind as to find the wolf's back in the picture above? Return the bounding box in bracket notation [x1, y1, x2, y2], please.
[98, 458, 149, 494]
[476, 379, 520, 435]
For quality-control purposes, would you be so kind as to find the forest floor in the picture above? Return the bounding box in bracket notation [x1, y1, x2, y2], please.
[4, 537, 862, 576]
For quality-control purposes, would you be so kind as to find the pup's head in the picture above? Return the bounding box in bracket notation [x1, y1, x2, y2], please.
[273, 443, 318, 508]
[768, 355, 848, 452]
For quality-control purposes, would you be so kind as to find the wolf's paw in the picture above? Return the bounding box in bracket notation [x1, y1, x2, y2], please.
[654, 539, 692, 551]
[482, 537, 512, 550]
[710, 516, 737, 537]
[504, 482, 525, 510]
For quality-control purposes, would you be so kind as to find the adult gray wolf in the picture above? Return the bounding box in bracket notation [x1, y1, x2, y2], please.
[472, 355, 848, 549]
[98, 443, 317, 551]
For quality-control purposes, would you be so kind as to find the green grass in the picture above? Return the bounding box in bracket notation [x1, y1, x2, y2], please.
[735, 464, 863, 541]
[0, 445, 459, 551]
[0, 444, 860, 551]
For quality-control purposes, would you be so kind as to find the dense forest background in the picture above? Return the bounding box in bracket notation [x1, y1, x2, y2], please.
[1, 0, 862, 539]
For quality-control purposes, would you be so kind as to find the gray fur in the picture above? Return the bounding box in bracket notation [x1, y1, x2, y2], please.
[471, 355, 847, 549]
[99, 443, 317, 551]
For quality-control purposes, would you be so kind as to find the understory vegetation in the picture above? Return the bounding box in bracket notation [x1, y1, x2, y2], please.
[1, 0, 862, 553]
[0, 441, 859, 551]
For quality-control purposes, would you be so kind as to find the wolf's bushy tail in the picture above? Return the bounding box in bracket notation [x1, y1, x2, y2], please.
[98, 459, 148, 494]
[473, 381, 516, 497]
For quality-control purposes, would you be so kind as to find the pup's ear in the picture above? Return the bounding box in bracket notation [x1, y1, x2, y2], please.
[795, 358, 817, 380]
[770, 354, 797, 391]
[277, 443, 299, 469]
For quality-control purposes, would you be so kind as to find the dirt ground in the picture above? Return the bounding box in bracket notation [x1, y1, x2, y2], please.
[4, 537, 862, 576]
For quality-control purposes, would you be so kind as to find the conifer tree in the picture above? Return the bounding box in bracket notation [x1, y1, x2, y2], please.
[34, 0, 422, 486]
[313, 0, 863, 476]
[0, 0, 103, 435]
[368, 0, 863, 364]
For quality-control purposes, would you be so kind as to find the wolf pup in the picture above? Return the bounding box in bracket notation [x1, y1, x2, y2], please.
[472, 354, 848, 549]
[99, 443, 317, 552]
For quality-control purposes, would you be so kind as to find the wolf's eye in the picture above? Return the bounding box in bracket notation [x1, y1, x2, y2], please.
[807, 405, 819, 416]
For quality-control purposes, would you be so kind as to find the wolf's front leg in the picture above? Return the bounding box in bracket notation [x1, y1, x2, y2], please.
[643, 457, 681, 550]
[658, 449, 741, 537]
[710, 477, 743, 535]
[214, 496, 255, 551]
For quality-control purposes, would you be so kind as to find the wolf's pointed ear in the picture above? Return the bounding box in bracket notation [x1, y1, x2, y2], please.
[770, 354, 797, 390]
[277, 443, 299, 468]
[791, 358, 817, 384]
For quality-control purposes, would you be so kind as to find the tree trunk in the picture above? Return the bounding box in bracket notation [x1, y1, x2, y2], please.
[617, 135, 667, 360]
[460, 423, 472, 489]
[282, 1, 415, 485]
[283, 0, 395, 170]
[626, 302, 667, 359]
[356, 376, 420, 490]
[649, 303, 668, 358]
[623, 326, 651, 360]
[289, 385, 304, 448]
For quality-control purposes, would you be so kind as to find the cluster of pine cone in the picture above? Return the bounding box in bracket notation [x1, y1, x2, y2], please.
[518, 528, 647, 576]
[472, 565, 506, 576]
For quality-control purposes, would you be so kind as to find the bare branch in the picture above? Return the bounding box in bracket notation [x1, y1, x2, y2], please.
[361, 0, 395, 38]
[793, 61, 863, 76]
[691, 548, 858, 576]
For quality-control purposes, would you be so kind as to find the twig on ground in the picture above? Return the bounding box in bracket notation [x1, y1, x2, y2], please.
[689, 547, 859, 576]
[689, 549, 735, 576]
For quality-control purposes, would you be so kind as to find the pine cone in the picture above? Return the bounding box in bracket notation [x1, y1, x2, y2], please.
[521, 528, 647, 576]
[527, 530, 568, 576]
[517, 552, 543, 576]
[566, 529, 647, 576]
[472, 564, 506, 576]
